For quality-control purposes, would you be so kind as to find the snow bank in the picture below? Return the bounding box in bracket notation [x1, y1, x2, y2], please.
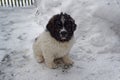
[93, 0, 120, 37]
[94, 0, 120, 25]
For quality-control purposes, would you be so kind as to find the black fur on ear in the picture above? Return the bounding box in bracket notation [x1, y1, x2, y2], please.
[46, 18, 53, 32]
[46, 14, 60, 32]
[46, 14, 59, 33]
[73, 23, 77, 31]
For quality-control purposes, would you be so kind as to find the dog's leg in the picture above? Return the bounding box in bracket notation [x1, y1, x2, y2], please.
[63, 54, 74, 66]
[33, 49, 44, 63]
[44, 55, 58, 69]
[35, 54, 44, 63]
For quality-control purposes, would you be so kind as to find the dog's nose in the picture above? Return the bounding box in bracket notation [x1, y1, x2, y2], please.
[61, 31, 67, 37]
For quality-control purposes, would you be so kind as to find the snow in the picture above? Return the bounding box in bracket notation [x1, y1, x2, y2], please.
[0, 0, 120, 80]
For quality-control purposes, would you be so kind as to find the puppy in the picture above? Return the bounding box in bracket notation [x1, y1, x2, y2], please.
[33, 12, 77, 69]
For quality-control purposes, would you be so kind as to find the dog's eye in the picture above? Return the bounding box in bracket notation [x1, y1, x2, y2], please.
[56, 21, 61, 25]
[66, 23, 76, 31]
[65, 24, 72, 31]
[56, 21, 62, 28]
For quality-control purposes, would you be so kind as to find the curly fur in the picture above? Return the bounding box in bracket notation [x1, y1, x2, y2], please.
[33, 12, 77, 69]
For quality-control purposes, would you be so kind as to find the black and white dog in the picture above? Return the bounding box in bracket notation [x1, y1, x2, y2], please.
[33, 12, 77, 69]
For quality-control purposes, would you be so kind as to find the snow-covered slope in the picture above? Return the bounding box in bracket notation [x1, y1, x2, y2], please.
[0, 0, 120, 80]
[36, 0, 120, 54]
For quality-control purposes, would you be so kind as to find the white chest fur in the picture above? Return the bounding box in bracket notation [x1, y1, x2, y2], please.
[36, 31, 74, 58]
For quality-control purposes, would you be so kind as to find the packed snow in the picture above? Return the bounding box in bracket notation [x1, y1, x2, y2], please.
[0, 0, 120, 80]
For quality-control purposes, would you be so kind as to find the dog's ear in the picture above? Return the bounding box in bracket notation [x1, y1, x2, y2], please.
[46, 17, 54, 32]
[73, 23, 77, 31]
[64, 13, 77, 31]
[46, 14, 59, 32]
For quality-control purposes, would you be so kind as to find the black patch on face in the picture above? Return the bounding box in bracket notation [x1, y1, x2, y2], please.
[46, 12, 77, 42]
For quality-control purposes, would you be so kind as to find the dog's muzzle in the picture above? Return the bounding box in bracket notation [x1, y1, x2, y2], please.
[60, 31, 68, 39]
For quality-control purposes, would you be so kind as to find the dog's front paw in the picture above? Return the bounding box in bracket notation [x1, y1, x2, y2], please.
[46, 62, 58, 69]
[36, 56, 44, 63]
[64, 62, 73, 69]
[65, 59, 74, 64]
[63, 55, 74, 65]
[64, 60, 74, 69]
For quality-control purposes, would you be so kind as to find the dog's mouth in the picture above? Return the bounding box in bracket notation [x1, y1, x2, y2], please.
[61, 37, 66, 40]
[60, 34, 67, 40]
[59, 31, 68, 40]
[59, 35, 70, 42]
[61, 37, 67, 41]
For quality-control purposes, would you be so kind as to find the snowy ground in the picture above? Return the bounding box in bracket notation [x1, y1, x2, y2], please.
[1, 0, 120, 80]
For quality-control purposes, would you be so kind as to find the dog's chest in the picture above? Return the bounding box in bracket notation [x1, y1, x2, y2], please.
[41, 32, 74, 58]
[47, 40, 70, 58]
[48, 40, 73, 58]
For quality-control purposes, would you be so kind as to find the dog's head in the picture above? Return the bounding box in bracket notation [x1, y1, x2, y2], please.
[46, 12, 77, 42]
